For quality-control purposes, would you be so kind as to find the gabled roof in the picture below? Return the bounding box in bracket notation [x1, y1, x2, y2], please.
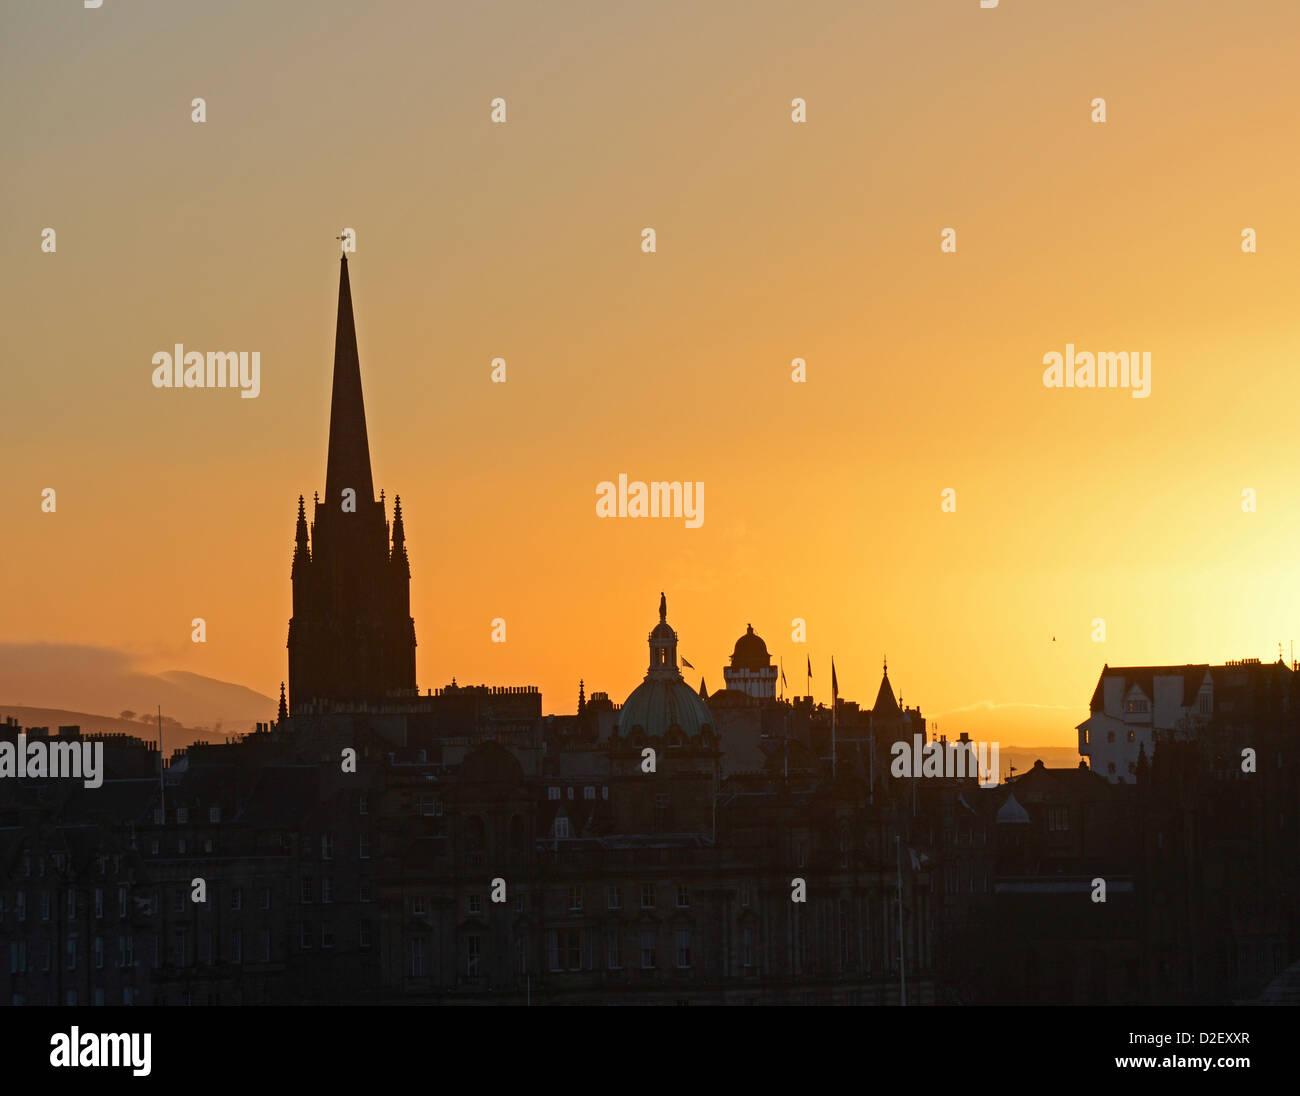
[1089, 664, 1211, 711]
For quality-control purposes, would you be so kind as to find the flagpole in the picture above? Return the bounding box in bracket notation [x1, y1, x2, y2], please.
[831, 658, 837, 780]
[157, 706, 165, 823]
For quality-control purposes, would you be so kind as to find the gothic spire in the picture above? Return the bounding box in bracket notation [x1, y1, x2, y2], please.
[323, 255, 375, 513]
[277, 681, 288, 723]
[292, 494, 311, 575]
[391, 494, 406, 550]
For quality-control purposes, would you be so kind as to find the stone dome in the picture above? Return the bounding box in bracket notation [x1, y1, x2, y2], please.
[616, 592, 714, 739]
[618, 676, 714, 739]
[730, 624, 771, 670]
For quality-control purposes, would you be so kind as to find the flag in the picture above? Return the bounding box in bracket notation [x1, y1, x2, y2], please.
[807, 655, 812, 678]
[832, 658, 838, 700]
[780, 659, 788, 688]
[681, 656, 695, 670]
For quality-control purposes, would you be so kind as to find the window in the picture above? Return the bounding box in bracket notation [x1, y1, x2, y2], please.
[169, 929, 184, 967]
[468, 895, 482, 915]
[741, 880, 751, 908]
[655, 792, 669, 810]
[1107, 731, 1116, 743]
[261, 928, 271, 962]
[301, 878, 313, 904]
[467, 934, 481, 977]
[150, 840, 159, 856]
[584, 786, 596, 800]
[209, 806, 221, 823]
[1047, 805, 1070, 832]
[321, 923, 334, 949]
[177, 838, 187, 855]
[743, 926, 754, 968]
[359, 834, 370, 859]
[16, 891, 25, 922]
[261, 888, 271, 910]
[607, 932, 622, 969]
[1199, 693, 1212, 714]
[359, 793, 368, 815]
[1127, 731, 1135, 743]
[94, 936, 104, 969]
[67, 888, 76, 919]
[676, 884, 690, 909]
[412, 898, 427, 917]
[360, 881, 373, 903]
[548, 929, 581, 971]
[641, 883, 655, 910]
[177, 808, 188, 824]
[231, 887, 243, 911]
[299, 923, 311, 951]
[548, 787, 560, 801]
[41, 891, 50, 921]
[172, 889, 184, 913]
[795, 842, 806, 869]
[118, 935, 133, 968]
[607, 886, 623, 911]
[568, 886, 583, 911]
[676, 929, 691, 968]
[8, 941, 26, 974]
[553, 816, 570, 839]
[360, 921, 371, 949]
[321, 834, 334, 860]
[602, 786, 609, 800]
[640, 930, 656, 969]
[202, 931, 213, 966]
[322, 878, 333, 904]
[567, 787, 574, 799]
[94, 888, 103, 918]
[1108, 762, 1116, 774]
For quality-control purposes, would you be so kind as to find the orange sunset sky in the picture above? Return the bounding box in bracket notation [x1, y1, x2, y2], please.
[5, 0, 1300, 746]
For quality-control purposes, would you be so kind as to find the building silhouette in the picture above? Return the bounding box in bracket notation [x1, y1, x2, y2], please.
[287, 256, 417, 711]
[2, 257, 1296, 1007]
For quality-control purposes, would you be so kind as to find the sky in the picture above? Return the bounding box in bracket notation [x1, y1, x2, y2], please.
[4, 0, 1300, 747]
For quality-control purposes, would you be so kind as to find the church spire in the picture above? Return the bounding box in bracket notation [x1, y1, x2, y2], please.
[391, 494, 406, 551]
[277, 681, 288, 723]
[292, 495, 310, 575]
[323, 255, 375, 513]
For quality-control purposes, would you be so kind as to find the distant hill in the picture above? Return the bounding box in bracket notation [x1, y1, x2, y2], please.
[0, 643, 276, 737]
[999, 745, 1087, 780]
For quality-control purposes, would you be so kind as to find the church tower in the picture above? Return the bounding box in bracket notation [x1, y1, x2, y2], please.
[286, 256, 418, 711]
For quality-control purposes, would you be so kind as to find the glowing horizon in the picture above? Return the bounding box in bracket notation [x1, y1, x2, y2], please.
[6, 0, 1300, 747]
